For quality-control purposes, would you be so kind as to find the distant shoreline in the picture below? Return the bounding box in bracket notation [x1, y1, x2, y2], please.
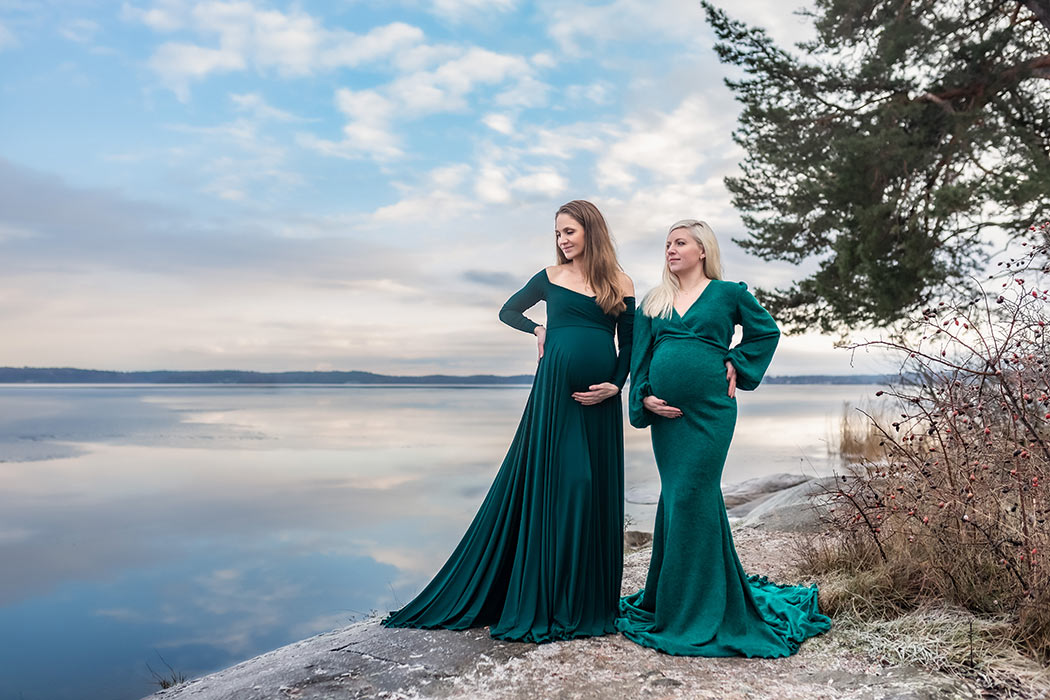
[0, 367, 892, 386]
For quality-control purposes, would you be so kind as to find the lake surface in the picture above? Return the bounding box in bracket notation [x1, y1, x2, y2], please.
[0, 383, 879, 700]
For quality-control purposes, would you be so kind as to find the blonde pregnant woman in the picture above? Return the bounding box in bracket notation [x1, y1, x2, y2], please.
[617, 219, 831, 657]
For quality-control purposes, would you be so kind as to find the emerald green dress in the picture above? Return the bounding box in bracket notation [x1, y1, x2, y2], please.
[617, 279, 830, 657]
[382, 269, 634, 642]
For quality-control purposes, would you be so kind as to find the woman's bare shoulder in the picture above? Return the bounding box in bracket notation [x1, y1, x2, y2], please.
[618, 271, 635, 297]
[546, 264, 572, 283]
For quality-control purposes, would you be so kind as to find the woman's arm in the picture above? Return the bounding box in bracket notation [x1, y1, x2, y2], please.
[628, 310, 655, 428]
[724, 282, 780, 391]
[498, 271, 546, 334]
[611, 297, 635, 389]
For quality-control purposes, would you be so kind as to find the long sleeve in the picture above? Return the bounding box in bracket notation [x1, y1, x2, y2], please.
[610, 297, 635, 389]
[628, 308, 654, 428]
[724, 282, 780, 391]
[499, 271, 546, 333]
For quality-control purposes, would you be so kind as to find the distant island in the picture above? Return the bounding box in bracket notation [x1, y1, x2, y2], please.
[0, 367, 893, 385]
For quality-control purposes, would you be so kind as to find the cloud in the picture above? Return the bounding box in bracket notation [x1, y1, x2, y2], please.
[526, 123, 607, 158]
[164, 118, 298, 198]
[309, 46, 546, 163]
[149, 41, 245, 100]
[0, 21, 17, 50]
[389, 47, 535, 115]
[432, 0, 519, 18]
[0, 222, 34, 242]
[544, 0, 707, 54]
[494, 74, 549, 108]
[462, 270, 518, 287]
[482, 113, 514, 135]
[229, 92, 306, 122]
[298, 88, 402, 161]
[128, 3, 550, 161]
[373, 164, 479, 220]
[541, 0, 811, 53]
[129, 1, 425, 97]
[121, 0, 190, 32]
[390, 41, 462, 72]
[0, 157, 388, 279]
[576, 81, 613, 105]
[510, 169, 567, 197]
[474, 164, 511, 204]
[596, 94, 735, 189]
[320, 21, 424, 69]
[58, 18, 101, 43]
[530, 52, 556, 68]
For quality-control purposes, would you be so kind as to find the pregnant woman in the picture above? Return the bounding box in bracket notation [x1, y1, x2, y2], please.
[617, 219, 830, 657]
[383, 200, 635, 642]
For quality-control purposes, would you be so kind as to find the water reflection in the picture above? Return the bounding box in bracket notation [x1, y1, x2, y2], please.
[0, 384, 874, 700]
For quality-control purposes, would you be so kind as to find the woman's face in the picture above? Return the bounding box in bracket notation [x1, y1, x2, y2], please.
[666, 228, 704, 276]
[555, 213, 586, 261]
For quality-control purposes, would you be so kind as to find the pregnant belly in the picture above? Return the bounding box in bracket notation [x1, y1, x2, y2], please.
[543, 327, 616, 392]
[649, 338, 731, 407]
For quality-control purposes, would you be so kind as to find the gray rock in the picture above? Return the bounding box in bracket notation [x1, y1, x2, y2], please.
[144, 518, 998, 700]
[797, 666, 980, 700]
[145, 619, 531, 700]
[733, 476, 840, 532]
[721, 472, 812, 506]
[628, 473, 812, 510]
[625, 484, 660, 505]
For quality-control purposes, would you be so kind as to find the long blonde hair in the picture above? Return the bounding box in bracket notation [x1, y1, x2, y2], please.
[641, 219, 723, 319]
[555, 200, 627, 316]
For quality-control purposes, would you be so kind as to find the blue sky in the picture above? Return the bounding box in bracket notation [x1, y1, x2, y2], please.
[0, 0, 894, 375]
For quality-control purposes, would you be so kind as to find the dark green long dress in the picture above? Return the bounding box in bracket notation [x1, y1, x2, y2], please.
[617, 279, 830, 657]
[382, 268, 634, 642]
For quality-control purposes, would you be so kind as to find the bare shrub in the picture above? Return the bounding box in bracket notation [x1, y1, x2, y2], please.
[819, 222, 1050, 670]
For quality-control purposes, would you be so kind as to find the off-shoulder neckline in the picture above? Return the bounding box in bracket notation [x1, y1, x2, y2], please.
[542, 268, 635, 301]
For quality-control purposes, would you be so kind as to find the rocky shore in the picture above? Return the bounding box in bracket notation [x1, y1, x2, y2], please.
[146, 474, 990, 700]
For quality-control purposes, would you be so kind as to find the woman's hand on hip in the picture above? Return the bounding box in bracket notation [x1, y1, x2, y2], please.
[572, 382, 619, 405]
[725, 361, 737, 398]
[642, 395, 683, 418]
[534, 326, 546, 361]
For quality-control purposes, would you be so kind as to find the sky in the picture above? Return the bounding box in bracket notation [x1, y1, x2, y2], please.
[0, 0, 897, 377]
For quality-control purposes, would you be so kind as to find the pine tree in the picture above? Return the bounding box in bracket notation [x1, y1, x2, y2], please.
[704, 0, 1050, 332]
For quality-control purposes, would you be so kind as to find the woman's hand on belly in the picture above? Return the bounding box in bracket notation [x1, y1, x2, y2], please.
[572, 382, 619, 406]
[642, 395, 683, 419]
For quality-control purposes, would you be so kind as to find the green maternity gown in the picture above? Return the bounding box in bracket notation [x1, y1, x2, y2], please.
[383, 269, 634, 642]
[617, 279, 830, 657]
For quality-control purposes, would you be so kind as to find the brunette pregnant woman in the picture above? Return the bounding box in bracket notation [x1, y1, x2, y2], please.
[617, 219, 830, 657]
[383, 200, 635, 642]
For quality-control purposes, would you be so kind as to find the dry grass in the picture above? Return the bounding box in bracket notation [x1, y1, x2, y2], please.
[807, 227, 1050, 696]
[797, 534, 1050, 696]
[833, 402, 889, 465]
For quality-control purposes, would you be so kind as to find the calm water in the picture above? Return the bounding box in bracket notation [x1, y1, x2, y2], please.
[0, 383, 878, 700]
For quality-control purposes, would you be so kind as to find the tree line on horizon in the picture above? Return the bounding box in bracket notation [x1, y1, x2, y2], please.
[0, 367, 894, 385]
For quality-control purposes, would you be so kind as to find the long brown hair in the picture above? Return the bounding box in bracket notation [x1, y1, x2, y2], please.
[555, 200, 626, 316]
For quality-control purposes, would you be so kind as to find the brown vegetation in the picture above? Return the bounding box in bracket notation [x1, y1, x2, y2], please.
[804, 223, 1050, 694]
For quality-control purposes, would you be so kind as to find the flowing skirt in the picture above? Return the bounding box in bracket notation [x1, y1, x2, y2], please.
[383, 325, 624, 642]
